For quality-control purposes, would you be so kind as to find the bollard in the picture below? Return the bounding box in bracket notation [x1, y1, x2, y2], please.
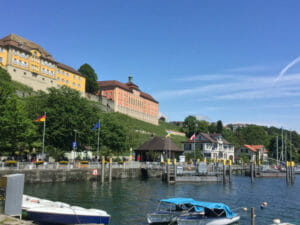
[251, 207, 255, 225]
[173, 158, 177, 182]
[101, 156, 105, 183]
[109, 157, 112, 183]
[291, 161, 295, 184]
[223, 160, 226, 184]
[228, 160, 232, 184]
[286, 161, 290, 184]
[250, 162, 254, 183]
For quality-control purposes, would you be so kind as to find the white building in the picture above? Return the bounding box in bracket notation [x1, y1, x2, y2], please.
[182, 133, 235, 162]
[236, 145, 268, 162]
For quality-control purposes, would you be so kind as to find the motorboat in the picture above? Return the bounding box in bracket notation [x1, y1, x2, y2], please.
[147, 198, 203, 224]
[177, 201, 240, 225]
[23, 195, 110, 224]
[26, 206, 110, 224]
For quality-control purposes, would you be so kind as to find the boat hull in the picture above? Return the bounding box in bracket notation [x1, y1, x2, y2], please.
[27, 211, 110, 224]
[177, 215, 240, 225]
[147, 212, 176, 224]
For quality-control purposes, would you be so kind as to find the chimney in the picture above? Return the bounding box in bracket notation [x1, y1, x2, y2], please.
[128, 75, 133, 83]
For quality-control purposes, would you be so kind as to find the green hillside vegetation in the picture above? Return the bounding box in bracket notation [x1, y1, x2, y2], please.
[0, 68, 186, 160]
[181, 116, 300, 162]
[1, 67, 300, 162]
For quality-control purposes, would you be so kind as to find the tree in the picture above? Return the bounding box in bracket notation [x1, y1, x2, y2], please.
[25, 86, 100, 154]
[183, 115, 198, 138]
[78, 64, 98, 94]
[216, 120, 223, 134]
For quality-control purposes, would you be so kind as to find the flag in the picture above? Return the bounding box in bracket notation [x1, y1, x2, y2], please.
[91, 121, 100, 131]
[189, 133, 195, 141]
[166, 130, 171, 138]
[35, 115, 45, 122]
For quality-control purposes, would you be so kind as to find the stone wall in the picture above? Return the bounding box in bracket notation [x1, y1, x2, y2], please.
[0, 167, 162, 184]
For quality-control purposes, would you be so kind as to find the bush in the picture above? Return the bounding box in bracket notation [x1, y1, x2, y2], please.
[5, 160, 17, 166]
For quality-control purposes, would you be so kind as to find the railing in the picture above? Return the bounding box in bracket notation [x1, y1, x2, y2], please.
[0, 161, 266, 172]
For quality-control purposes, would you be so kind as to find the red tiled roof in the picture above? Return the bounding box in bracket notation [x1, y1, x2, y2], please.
[243, 144, 267, 152]
[97, 80, 158, 103]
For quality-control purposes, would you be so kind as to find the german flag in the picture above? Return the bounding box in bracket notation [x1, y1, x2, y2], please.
[35, 115, 46, 122]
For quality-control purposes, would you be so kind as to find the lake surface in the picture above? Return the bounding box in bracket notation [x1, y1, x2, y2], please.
[24, 176, 300, 225]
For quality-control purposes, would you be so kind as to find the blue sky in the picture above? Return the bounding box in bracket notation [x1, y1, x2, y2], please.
[2, 0, 300, 131]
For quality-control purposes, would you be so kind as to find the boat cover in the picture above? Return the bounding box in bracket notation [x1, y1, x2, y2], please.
[190, 201, 237, 218]
[160, 198, 195, 205]
[160, 198, 204, 212]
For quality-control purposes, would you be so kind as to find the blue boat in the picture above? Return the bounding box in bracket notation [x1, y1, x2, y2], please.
[27, 206, 110, 224]
[147, 198, 203, 224]
[177, 201, 240, 225]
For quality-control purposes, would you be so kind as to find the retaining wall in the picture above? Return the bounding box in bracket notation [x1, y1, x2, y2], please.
[0, 167, 162, 184]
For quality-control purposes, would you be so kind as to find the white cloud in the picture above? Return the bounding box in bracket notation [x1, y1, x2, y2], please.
[226, 65, 274, 73]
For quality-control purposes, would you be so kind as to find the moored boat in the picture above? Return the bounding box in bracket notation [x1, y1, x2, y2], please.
[147, 198, 203, 224]
[177, 201, 240, 225]
[23, 195, 110, 224]
[27, 206, 110, 224]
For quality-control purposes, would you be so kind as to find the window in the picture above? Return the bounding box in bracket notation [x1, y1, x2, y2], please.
[78, 84, 81, 88]
[74, 75, 76, 79]
[62, 79, 65, 83]
[24, 72, 26, 75]
[78, 77, 81, 81]
[66, 73, 69, 77]
[57, 77, 60, 81]
[57, 69, 60, 74]
[62, 71, 65, 75]
[0, 57, 3, 63]
[66, 80, 69, 84]
[72, 82, 75, 86]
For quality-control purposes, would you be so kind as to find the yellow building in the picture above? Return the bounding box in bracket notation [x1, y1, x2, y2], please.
[0, 34, 85, 93]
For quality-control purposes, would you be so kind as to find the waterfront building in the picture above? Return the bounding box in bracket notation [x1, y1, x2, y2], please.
[0, 34, 85, 93]
[182, 133, 235, 162]
[134, 136, 183, 162]
[97, 76, 159, 125]
[235, 144, 268, 162]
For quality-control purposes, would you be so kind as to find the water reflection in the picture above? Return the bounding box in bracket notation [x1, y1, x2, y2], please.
[25, 176, 300, 225]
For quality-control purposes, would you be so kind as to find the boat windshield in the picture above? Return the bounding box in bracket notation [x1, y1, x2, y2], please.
[204, 208, 226, 218]
[158, 202, 195, 212]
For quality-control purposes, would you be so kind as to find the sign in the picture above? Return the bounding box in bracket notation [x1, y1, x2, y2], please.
[72, 142, 77, 148]
[92, 169, 98, 176]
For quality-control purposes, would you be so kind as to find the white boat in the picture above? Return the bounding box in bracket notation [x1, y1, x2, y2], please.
[23, 195, 110, 224]
[177, 201, 240, 225]
[27, 206, 110, 224]
[147, 198, 200, 224]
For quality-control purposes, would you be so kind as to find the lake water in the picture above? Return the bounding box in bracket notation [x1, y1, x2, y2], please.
[24, 176, 300, 225]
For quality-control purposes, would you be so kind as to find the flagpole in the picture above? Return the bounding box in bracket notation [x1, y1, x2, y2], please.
[97, 119, 100, 158]
[42, 112, 46, 160]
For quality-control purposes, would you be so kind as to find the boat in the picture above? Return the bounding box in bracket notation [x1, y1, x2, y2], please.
[177, 201, 240, 225]
[23, 195, 110, 224]
[147, 198, 203, 224]
[26, 206, 110, 224]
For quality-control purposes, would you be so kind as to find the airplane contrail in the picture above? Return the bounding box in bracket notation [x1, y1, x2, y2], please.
[274, 56, 300, 83]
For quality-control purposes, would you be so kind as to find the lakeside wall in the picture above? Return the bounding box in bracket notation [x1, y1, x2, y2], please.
[0, 167, 163, 183]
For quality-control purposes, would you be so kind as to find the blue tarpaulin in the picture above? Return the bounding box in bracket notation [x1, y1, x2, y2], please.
[191, 201, 237, 218]
[160, 198, 204, 212]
